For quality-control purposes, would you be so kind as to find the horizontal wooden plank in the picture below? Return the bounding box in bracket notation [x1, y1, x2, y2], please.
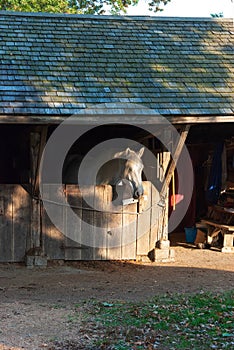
[201, 219, 234, 231]
[0, 114, 233, 125]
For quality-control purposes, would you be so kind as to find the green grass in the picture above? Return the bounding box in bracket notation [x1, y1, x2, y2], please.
[78, 291, 234, 349]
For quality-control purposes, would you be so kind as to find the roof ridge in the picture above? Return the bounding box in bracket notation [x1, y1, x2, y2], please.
[0, 10, 233, 22]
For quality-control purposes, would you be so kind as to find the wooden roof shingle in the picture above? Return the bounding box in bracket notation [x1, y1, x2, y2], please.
[0, 12, 233, 120]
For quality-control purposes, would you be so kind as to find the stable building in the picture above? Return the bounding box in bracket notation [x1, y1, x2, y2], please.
[0, 12, 233, 265]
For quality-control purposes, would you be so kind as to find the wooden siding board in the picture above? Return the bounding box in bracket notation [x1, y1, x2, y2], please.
[106, 184, 122, 260]
[81, 186, 95, 260]
[150, 184, 160, 248]
[0, 186, 13, 262]
[42, 184, 65, 260]
[64, 185, 82, 261]
[121, 202, 137, 260]
[0, 185, 30, 262]
[136, 181, 152, 256]
[93, 185, 107, 260]
[12, 185, 30, 262]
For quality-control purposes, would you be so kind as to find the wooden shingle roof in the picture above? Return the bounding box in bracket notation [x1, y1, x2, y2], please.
[0, 12, 233, 121]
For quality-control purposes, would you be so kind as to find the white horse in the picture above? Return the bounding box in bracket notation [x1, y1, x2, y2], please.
[63, 147, 144, 199]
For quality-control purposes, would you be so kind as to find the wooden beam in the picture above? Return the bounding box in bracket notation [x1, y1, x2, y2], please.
[0, 114, 233, 125]
[201, 219, 234, 231]
[167, 116, 234, 124]
[160, 124, 190, 199]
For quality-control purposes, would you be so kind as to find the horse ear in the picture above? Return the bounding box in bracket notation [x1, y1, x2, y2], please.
[126, 147, 131, 155]
[114, 148, 131, 158]
[114, 150, 124, 158]
[138, 147, 144, 158]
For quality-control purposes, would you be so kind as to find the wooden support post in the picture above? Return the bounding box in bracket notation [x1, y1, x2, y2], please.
[172, 171, 176, 211]
[27, 127, 48, 266]
[155, 125, 190, 259]
[160, 125, 190, 199]
[157, 152, 170, 241]
[158, 125, 190, 233]
[31, 126, 48, 198]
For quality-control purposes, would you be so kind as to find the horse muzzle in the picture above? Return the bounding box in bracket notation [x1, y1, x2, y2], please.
[134, 185, 144, 199]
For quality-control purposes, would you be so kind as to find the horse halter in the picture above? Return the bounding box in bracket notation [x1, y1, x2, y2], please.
[114, 178, 143, 200]
[114, 178, 134, 199]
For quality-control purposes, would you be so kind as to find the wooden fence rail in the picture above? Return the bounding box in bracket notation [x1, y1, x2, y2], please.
[0, 182, 163, 262]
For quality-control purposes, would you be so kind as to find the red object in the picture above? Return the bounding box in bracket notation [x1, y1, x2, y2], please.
[170, 194, 184, 207]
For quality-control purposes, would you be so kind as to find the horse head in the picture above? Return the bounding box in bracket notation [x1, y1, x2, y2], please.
[114, 147, 144, 199]
[64, 146, 145, 200]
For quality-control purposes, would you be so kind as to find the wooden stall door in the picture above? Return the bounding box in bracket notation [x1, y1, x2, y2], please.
[41, 182, 162, 261]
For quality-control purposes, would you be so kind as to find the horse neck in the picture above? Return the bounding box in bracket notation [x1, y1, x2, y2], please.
[114, 158, 127, 183]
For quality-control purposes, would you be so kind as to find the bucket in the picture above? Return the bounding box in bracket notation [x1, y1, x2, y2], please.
[185, 227, 197, 243]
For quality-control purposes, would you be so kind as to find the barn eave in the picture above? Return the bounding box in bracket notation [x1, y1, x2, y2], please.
[0, 114, 233, 125]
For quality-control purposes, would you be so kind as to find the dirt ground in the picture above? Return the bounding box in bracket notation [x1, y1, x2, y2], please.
[0, 243, 233, 350]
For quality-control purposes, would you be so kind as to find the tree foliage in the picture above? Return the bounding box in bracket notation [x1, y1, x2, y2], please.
[0, 0, 171, 15]
[210, 12, 224, 18]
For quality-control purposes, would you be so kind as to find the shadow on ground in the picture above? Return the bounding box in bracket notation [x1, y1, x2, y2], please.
[0, 246, 233, 304]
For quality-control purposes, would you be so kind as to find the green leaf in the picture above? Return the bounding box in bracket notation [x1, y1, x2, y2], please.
[222, 332, 233, 337]
[102, 302, 114, 307]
